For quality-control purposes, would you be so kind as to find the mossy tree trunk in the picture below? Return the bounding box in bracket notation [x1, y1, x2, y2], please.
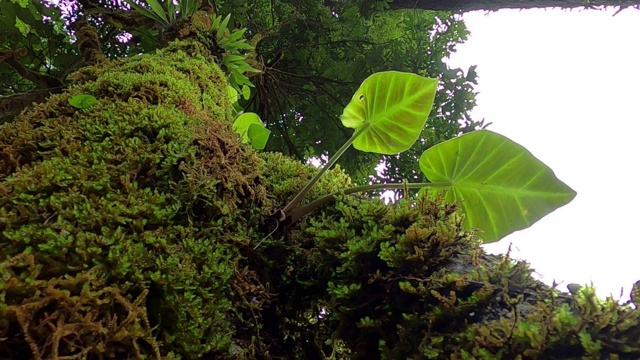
[1, 22, 639, 360]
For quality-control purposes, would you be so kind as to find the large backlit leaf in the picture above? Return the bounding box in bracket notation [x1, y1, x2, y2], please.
[419, 130, 576, 243]
[340, 71, 437, 154]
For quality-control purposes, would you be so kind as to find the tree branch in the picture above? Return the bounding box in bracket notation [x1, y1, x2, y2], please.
[0, 49, 64, 89]
[0, 87, 64, 124]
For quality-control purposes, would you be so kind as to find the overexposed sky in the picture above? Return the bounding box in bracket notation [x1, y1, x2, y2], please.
[448, 8, 640, 300]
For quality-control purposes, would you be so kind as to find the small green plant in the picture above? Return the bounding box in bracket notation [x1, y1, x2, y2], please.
[267, 71, 576, 244]
[68, 94, 98, 109]
[207, 14, 260, 94]
[123, 0, 198, 28]
[228, 85, 270, 149]
[232, 112, 270, 150]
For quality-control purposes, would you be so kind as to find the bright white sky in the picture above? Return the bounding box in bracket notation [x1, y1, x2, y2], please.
[447, 7, 640, 301]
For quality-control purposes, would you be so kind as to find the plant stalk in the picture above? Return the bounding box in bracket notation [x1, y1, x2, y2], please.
[281, 124, 370, 215]
[287, 181, 450, 224]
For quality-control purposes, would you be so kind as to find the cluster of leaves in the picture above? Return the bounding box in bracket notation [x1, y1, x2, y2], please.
[232, 111, 271, 150]
[123, 0, 198, 28]
[277, 71, 575, 243]
[204, 13, 261, 95]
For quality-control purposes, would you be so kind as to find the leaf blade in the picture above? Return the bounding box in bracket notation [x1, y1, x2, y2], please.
[340, 71, 437, 155]
[68, 94, 98, 109]
[232, 112, 270, 149]
[419, 130, 576, 243]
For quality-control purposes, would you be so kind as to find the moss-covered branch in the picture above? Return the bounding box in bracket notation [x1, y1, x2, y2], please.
[1, 39, 638, 360]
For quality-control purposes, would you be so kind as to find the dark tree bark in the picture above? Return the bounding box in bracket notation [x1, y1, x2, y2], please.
[389, 0, 640, 12]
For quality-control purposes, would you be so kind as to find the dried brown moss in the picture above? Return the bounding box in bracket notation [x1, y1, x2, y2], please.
[2, 264, 159, 360]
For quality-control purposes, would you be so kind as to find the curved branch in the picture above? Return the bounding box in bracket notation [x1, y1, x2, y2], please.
[0, 49, 64, 89]
[0, 87, 65, 124]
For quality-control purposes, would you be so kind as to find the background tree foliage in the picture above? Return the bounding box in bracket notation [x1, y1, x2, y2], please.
[0, 0, 483, 185]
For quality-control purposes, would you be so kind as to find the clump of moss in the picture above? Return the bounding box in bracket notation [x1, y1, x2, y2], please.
[260, 184, 640, 359]
[0, 40, 270, 359]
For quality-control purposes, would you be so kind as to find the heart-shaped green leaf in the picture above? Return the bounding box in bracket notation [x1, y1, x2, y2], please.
[68, 94, 98, 109]
[340, 71, 437, 154]
[247, 123, 271, 150]
[228, 85, 239, 104]
[419, 130, 576, 243]
[241, 85, 251, 100]
[232, 112, 270, 149]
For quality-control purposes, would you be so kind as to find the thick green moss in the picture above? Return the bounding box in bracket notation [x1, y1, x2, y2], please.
[0, 40, 270, 359]
[262, 187, 640, 359]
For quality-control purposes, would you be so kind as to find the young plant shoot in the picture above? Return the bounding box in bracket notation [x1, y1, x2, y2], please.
[266, 71, 576, 245]
[278, 71, 438, 220]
